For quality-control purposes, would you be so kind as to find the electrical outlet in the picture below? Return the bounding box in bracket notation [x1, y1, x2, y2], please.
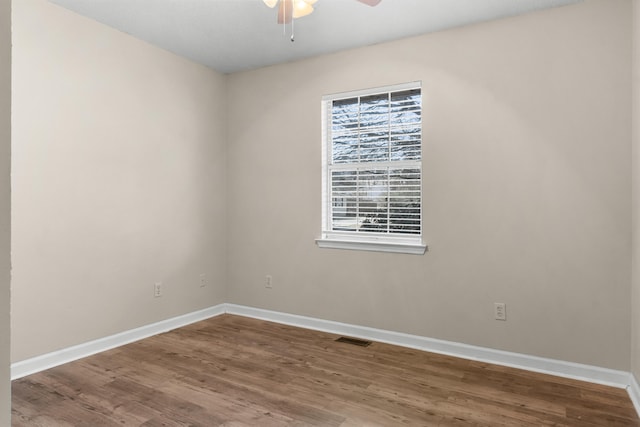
[265, 275, 273, 289]
[199, 273, 206, 288]
[494, 302, 506, 321]
[154, 282, 163, 298]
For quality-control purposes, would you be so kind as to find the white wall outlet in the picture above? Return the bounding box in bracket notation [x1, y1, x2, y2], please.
[199, 273, 206, 288]
[494, 302, 506, 321]
[265, 275, 273, 289]
[154, 282, 163, 298]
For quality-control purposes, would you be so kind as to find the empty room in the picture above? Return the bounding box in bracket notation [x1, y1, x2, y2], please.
[2, 0, 640, 425]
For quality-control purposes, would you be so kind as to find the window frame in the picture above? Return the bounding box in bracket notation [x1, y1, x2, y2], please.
[316, 82, 427, 255]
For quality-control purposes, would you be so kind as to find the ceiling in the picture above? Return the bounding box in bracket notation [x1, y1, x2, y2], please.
[49, 0, 582, 74]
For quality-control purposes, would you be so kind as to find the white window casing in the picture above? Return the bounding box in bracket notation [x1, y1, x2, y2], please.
[317, 82, 427, 255]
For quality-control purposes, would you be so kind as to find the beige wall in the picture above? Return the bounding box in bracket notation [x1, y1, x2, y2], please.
[11, 0, 227, 361]
[227, 0, 632, 370]
[0, 0, 9, 422]
[633, 0, 640, 381]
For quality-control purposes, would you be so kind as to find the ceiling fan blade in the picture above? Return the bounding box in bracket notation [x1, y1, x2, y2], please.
[356, 0, 382, 6]
[277, 0, 293, 24]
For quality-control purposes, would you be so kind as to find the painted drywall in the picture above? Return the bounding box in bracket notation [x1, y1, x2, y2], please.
[227, 0, 632, 370]
[0, 0, 9, 422]
[633, 0, 640, 381]
[11, 0, 227, 361]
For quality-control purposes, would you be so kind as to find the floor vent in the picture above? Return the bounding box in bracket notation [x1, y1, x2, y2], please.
[335, 336, 372, 347]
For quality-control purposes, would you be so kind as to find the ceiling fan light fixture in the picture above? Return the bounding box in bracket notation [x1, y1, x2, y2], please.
[292, 0, 314, 19]
[264, 0, 381, 39]
[267, 0, 317, 20]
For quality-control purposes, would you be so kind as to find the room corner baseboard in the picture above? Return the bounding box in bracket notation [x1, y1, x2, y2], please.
[628, 373, 640, 418]
[224, 304, 632, 390]
[11, 304, 226, 380]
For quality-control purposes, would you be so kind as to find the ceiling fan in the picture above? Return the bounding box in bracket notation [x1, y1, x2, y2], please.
[263, 0, 382, 24]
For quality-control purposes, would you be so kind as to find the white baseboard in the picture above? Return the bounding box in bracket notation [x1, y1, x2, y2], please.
[629, 373, 640, 418]
[11, 304, 226, 380]
[225, 304, 632, 390]
[11, 302, 639, 419]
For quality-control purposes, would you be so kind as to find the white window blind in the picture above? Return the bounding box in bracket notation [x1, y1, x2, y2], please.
[318, 82, 425, 254]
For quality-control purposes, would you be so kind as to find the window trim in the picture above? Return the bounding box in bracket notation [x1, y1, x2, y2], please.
[317, 82, 427, 255]
[315, 235, 427, 255]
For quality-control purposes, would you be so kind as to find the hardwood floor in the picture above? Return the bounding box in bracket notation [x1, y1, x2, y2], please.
[11, 314, 640, 426]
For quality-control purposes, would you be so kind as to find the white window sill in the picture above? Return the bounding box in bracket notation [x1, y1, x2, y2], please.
[315, 238, 427, 255]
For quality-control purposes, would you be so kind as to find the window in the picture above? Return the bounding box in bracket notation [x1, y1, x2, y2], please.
[317, 82, 426, 255]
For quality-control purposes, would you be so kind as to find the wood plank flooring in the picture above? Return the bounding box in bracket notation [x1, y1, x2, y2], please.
[11, 314, 640, 426]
